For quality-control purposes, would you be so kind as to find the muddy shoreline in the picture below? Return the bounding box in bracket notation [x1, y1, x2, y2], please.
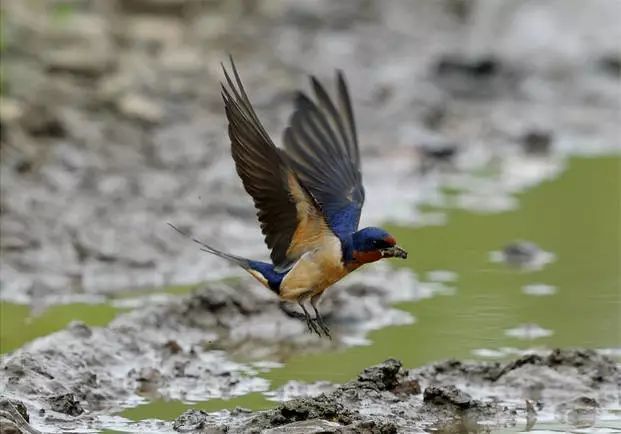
[2, 279, 620, 433]
[187, 349, 619, 433]
[2, 343, 619, 433]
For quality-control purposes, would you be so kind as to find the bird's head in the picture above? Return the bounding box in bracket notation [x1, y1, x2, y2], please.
[349, 227, 408, 266]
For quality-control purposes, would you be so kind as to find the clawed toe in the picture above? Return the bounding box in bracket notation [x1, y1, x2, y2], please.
[298, 298, 331, 339]
[301, 316, 331, 338]
[305, 317, 321, 336]
[315, 317, 331, 339]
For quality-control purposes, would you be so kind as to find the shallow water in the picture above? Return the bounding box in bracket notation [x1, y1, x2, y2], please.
[0, 284, 199, 354]
[112, 156, 620, 425]
[2, 156, 620, 431]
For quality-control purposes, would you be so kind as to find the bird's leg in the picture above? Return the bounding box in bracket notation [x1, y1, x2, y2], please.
[298, 299, 320, 336]
[310, 293, 331, 339]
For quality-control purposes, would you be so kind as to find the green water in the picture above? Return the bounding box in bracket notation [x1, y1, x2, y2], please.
[1, 156, 619, 423]
[0, 302, 122, 354]
[0, 284, 198, 354]
[120, 155, 621, 420]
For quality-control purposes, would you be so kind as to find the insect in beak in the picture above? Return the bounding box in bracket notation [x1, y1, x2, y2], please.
[380, 245, 408, 259]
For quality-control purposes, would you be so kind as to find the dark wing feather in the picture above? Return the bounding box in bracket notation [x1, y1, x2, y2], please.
[283, 71, 364, 239]
[221, 60, 299, 270]
[221, 59, 337, 271]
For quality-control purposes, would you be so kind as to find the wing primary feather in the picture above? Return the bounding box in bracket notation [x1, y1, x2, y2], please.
[283, 71, 365, 239]
[221, 58, 333, 270]
[221, 58, 272, 143]
[290, 112, 353, 188]
[311, 76, 350, 154]
[336, 70, 359, 167]
[290, 93, 357, 188]
[292, 104, 357, 188]
[295, 93, 341, 159]
[285, 128, 342, 196]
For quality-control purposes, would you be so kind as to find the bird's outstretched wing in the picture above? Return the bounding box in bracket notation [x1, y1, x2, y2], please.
[283, 72, 365, 240]
[222, 60, 335, 272]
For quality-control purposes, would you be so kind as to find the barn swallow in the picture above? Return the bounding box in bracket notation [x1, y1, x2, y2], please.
[170, 58, 407, 338]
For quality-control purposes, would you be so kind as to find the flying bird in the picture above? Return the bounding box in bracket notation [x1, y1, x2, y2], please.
[171, 58, 407, 338]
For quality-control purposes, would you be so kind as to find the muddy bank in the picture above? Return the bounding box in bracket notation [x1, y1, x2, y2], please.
[3, 348, 617, 433]
[1, 272, 618, 433]
[0, 273, 418, 432]
[169, 350, 619, 433]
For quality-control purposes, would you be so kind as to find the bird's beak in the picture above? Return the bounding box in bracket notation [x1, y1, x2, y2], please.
[380, 245, 408, 259]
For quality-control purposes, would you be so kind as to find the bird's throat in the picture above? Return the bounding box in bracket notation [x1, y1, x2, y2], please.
[352, 249, 383, 265]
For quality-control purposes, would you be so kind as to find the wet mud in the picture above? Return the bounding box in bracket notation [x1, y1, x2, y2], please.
[2, 276, 619, 432]
[0, 276, 417, 432]
[6, 348, 617, 432]
[214, 350, 618, 433]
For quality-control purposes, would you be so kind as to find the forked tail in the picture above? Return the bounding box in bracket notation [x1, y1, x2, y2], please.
[167, 223, 250, 268]
[167, 223, 283, 293]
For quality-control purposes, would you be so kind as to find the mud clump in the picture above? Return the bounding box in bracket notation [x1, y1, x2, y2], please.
[173, 409, 218, 433]
[432, 54, 516, 98]
[0, 400, 29, 423]
[0, 399, 30, 434]
[423, 385, 473, 409]
[491, 353, 545, 381]
[355, 358, 402, 391]
[270, 398, 354, 427]
[492, 349, 618, 384]
[521, 130, 553, 154]
[48, 393, 84, 416]
[436, 55, 500, 78]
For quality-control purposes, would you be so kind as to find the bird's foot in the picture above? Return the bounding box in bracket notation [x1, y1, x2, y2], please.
[315, 316, 332, 339]
[304, 315, 322, 337]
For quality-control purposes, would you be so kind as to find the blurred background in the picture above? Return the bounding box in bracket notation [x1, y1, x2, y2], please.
[0, 0, 619, 431]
